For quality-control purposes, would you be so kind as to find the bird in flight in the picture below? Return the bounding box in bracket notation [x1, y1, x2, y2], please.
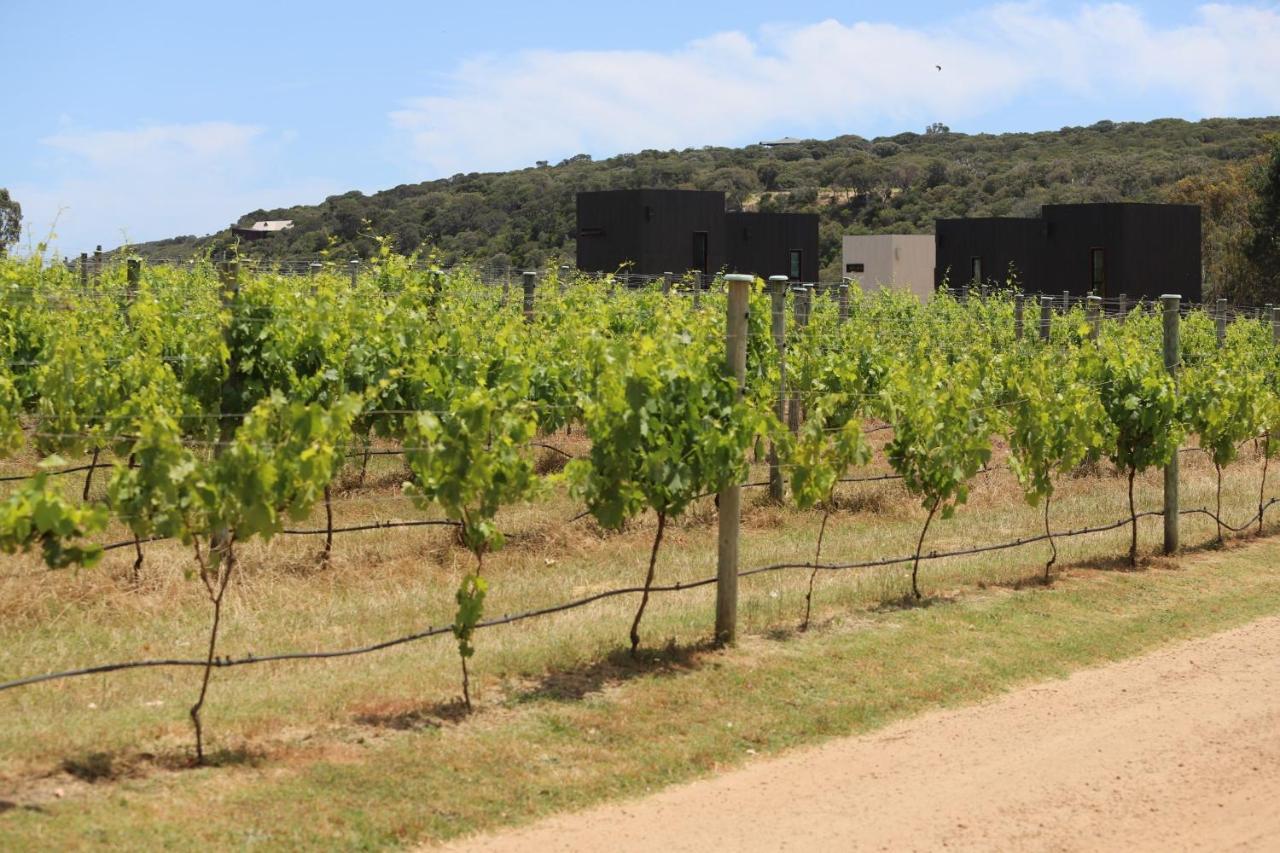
[936, 65, 942, 71]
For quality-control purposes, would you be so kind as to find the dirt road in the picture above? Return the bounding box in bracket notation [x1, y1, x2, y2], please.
[448, 614, 1280, 851]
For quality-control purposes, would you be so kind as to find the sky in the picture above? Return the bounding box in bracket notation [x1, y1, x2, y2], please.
[4, 0, 1280, 254]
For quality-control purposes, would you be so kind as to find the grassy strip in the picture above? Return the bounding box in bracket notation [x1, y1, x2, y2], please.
[4, 538, 1280, 849]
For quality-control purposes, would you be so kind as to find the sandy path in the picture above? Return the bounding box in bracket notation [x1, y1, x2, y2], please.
[448, 614, 1280, 852]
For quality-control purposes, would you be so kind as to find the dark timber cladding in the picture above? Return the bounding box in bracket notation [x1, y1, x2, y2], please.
[726, 212, 819, 282]
[576, 189, 818, 281]
[934, 203, 1202, 301]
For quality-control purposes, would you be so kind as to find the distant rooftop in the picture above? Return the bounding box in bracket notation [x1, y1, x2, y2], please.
[243, 220, 294, 232]
[759, 137, 806, 147]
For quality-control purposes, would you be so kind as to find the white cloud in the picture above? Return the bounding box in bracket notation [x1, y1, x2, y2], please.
[42, 122, 265, 168]
[391, 3, 1280, 176]
[980, 2, 1280, 112]
[15, 122, 337, 254]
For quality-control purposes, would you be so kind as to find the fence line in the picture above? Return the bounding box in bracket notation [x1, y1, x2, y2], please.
[9, 497, 1270, 696]
[19, 255, 1280, 319]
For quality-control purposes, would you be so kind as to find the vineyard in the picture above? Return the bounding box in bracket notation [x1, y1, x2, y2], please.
[2, 248, 1280, 778]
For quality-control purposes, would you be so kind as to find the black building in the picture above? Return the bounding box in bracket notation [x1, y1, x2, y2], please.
[935, 203, 1202, 301]
[576, 189, 819, 282]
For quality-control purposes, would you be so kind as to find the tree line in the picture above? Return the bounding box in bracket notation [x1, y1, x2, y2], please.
[16, 115, 1279, 298]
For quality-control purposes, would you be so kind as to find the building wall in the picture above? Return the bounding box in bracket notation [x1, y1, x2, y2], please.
[576, 190, 644, 274]
[1118, 204, 1201, 302]
[842, 235, 936, 302]
[892, 235, 936, 302]
[934, 218, 1043, 291]
[576, 189, 726, 276]
[1039, 204, 1126, 297]
[934, 204, 1202, 301]
[725, 212, 819, 282]
[842, 235, 895, 293]
[638, 189, 727, 275]
[1041, 204, 1201, 300]
[576, 190, 816, 281]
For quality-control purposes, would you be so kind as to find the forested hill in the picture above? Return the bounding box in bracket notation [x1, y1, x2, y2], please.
[128, 116, 1280, 281]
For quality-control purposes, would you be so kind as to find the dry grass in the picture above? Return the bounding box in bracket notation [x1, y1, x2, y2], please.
[1, 432, 1278, 847]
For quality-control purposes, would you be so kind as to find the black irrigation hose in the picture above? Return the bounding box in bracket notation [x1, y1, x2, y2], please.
[839, 471, 905, 485]
[102, 535, 167, 553]
[0, 505, 1219, 694]
[0, 577, 719, 692]
[0, 462, 98, 483]
[0, 443, 585, 483]
[740, 511, 1166, 579]
[530, 443, 577, 460]
[96, 518, 465, 553]
[1179, 499, 1279, 534]
[279, 519, 460, 536]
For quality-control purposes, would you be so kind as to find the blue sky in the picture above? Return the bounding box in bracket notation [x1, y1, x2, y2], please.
[4, 1, 1279, 253]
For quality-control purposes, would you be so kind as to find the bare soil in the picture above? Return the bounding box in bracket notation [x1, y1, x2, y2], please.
[449, 614, 1280, 852]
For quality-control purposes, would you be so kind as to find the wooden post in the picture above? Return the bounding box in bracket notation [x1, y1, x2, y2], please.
[838, 280, 850, 324]
[217, 260, 241, 411]
[1163, 294, 1180, 556]
[1117, 293, 1127, 323]
[522, 271, 536, 322]
[717, 274, 752, 646]
[559, 264, 571, 295]
[93, 245, 102, 284]
[213, 260, 242, 566]
[79, 252, 88, 289]
[1087, 294, 1102, 340]
[1039, 295, 1052, 342]
[960, 282, 968, 302]
[219, 260, 239, 301]
[1273, 305, 1280, 347]
[692, 272, 702, 310]
[125, 257, 140, 305]
[349, 259, 359, 288]
[788, 286, 810, 434]
[501, 271, 511, 309]
[309, 262, 322, 276]
[122, 257, 140, 322]
[768, 276, 788, 502]
[662, 271, 674, 297]
[1216, 298, 1227, 347]
[1014, 292, 1024, 340]
[1062, 290, 1070, 311]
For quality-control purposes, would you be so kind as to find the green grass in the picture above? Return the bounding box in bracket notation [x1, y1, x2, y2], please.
[5, 537, 1280, 849]
[3, 440, 1280, 848]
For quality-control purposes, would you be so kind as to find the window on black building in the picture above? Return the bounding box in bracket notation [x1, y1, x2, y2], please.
[970, 256, 982, 283]
[790, 250, 802, 281]
[1091, 248, 1105, 296]
[692, 232, 708, 274]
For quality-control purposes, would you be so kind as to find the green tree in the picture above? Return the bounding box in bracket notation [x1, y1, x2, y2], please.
[1246, 136, 1280, 300]
[0, 189, 21, 255]
[1167, 158, 1261, 302]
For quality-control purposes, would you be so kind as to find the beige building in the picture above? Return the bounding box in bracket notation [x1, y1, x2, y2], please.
[841, 234, 936, 303]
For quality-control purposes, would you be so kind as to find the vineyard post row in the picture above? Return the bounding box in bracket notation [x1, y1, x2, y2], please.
[501, 269, 1196, 642]
[83, 255, 1200, 648]
[768, 276, 788, 502]
[716, 274, 752, 645]
[708, 281, 1191, 642]
[1164, 294, 1181, 554]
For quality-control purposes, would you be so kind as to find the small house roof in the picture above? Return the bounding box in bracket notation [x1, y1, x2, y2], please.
[759, 136, 805, 147]
[245, 220, 294, 232]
